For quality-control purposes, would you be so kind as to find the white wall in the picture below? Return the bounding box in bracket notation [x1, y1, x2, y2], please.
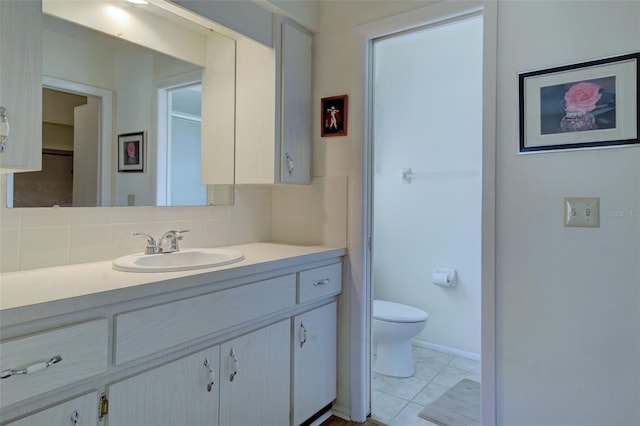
[114, 46, 155, 206]
[495, 1, 640, 424]
[312, 0, 640, 423]
[372, 15, 482, 355]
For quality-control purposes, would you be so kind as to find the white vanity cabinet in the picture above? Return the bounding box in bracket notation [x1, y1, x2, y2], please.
[0, 0, 42, 173]
[219, 320, 291, 426]
[292, 302, 337, 426]
[0, 245, 344, 426]
[5, 391, 98, 426]
[106, 347, 220, 426]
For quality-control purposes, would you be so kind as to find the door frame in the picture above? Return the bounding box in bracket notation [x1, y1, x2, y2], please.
[42, 76, 113, 206]
[155, 71, 202, 206]
[352, 2, 497, 424]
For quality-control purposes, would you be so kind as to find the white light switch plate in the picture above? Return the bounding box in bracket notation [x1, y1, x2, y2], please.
[564, 197, 600, 227]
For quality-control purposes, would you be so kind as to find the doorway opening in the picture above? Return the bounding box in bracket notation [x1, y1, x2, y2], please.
[5, 77, 112, 208]
[156, 82, 206, 206]
[362, 7, 493, 425]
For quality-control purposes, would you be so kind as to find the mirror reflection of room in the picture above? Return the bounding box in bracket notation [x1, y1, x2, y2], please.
[12, 88, 93, 207]
[8, 0, 236, 208]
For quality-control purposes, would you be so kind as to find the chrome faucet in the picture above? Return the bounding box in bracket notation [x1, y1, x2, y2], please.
[132, 229, 190, 254]
[158, 230, 190, 253]
[132, 232, 161, 254]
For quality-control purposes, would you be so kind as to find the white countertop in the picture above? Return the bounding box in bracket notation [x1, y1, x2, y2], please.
[0, 243, 345, 326]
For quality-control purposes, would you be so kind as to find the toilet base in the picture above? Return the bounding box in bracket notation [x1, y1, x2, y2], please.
[373, 339, 414, 378]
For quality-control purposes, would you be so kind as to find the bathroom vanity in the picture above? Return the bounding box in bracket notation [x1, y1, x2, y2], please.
[0, 243, 344, 426]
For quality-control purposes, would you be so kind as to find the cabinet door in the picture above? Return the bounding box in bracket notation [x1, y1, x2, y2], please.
[107, 347, 219, 426]
[0, 0, 42, 172]
[7, 391, 98, 426]
[220, 320, 290, 426]
[278, 20, 312, 185]
[292, 302, 337, 426]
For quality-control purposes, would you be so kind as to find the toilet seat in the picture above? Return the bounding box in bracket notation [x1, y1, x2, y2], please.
[373, 300, 428, 323]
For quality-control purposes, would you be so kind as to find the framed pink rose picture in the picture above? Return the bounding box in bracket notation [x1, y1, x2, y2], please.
[519, 52, 639, 153]
[118, 131, 145, 172]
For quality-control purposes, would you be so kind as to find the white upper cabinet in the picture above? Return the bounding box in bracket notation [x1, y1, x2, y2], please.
[0, 0, 42, 173]
[277, 19, 313, 184]
[235, 17, 313, 185]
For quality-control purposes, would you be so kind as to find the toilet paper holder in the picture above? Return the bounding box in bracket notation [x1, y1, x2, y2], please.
[432, 268, 456, 288]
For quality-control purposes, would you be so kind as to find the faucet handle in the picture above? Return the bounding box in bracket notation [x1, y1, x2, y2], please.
[175, 229, 190, 239]
[132, 232, 161, 254]
[160, 229, 190, 253]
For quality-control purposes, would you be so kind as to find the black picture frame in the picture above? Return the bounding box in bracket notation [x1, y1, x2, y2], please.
[519, 52, 639, 153]
[321, 95, 348, 137]
[118, 131, 145, 172]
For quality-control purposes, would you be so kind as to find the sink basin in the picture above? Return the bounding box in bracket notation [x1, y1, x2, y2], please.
[112, 248, 245, 272]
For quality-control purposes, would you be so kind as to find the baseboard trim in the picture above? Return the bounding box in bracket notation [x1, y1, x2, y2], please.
[330, 405, 351, 420]
[412, 338, 480, 361]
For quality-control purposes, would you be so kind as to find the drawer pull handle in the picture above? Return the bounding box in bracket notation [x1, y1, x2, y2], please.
[299, 323, 308, 348]
[204, 358, 215, 392]
[70, 410, 79, 425]
[0, 355, 63, 379]
[229, 348, 238, 382]
[313, 278, 330, 286]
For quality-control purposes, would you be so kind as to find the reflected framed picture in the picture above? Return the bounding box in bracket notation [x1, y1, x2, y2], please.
[321, 95, 348, 137]
[118, 131, 145, 172]
[519, 52, 639, 153]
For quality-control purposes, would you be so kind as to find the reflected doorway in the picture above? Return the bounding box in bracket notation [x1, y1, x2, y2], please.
[156, 82, 206, 206]
[10, 86, 103, 207]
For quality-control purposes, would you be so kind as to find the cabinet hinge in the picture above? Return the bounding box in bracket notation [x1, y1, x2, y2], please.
[99, 393, 109, 420]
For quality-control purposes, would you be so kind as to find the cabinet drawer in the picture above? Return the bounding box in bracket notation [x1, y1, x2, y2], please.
[115, 274, 296, 365]
[0, 319, 108, 409]
[298, 263, 342, 304]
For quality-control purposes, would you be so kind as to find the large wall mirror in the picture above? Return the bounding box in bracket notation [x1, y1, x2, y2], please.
[7, 0, 236, 208]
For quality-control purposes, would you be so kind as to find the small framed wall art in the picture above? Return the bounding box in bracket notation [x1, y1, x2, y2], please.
[321, 95, 348, 137]
[118, 131, 145, 172]
[519, 52, 639, 153]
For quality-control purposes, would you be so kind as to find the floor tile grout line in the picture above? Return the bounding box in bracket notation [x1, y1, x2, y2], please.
[371, 346, 481, 425]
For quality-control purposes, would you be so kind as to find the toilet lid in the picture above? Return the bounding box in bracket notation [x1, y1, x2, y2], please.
[373, 300, 429, 323]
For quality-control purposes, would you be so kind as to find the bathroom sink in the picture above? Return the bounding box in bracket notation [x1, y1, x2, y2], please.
[112, 248, 245, 272]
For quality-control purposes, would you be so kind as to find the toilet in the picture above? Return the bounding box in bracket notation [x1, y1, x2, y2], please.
[373, 300, 429, 378]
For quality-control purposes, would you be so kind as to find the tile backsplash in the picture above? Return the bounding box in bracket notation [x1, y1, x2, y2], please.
[0, 176, 348, 273]
[0, 185, 273, 272]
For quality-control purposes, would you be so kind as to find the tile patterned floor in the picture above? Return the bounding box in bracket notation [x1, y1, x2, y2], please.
[371, 345, 481, 426]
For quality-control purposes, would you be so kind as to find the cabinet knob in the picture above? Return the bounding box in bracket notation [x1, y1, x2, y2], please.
[0, 106, 9, 153]
[299, 323, 308, 348]
[204, 358, 215, 392]
[229, 348, 238, 382]
[285, 152, 294, 176]
[70, 410, 79, 425]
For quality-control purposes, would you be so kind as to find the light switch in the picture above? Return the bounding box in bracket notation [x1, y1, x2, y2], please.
[564, 197, 600, 227]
